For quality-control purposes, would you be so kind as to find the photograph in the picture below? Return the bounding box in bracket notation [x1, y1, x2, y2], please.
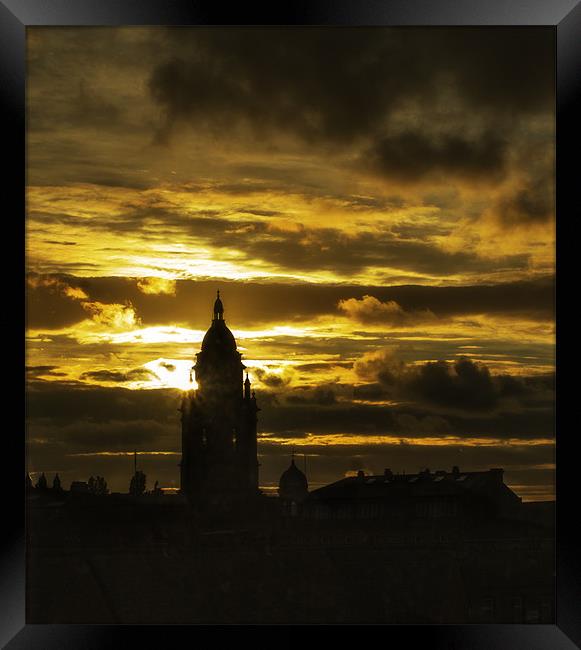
[25, 25, 556, 625]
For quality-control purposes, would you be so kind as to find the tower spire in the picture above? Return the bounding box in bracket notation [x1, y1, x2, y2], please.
[213, 289, 224, 320]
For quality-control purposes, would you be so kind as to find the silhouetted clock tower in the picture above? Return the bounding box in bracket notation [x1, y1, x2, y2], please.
[180, 291, 260, 508]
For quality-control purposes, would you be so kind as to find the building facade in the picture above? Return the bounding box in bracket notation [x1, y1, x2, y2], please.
[297, 466, 523, 521]
[180, 292, 260, 508]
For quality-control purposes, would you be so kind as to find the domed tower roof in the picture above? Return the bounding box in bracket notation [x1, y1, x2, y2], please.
[278, 457, 309, 502]
[201, 320, 237, 352]
[200, 290, 237, 353]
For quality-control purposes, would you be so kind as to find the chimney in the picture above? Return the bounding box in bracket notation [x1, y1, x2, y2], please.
[384, 468, 393, 480]
[452, 465, 460, 477]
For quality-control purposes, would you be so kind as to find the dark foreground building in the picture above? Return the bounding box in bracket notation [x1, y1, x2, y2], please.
[26, 488, 554, 624]
[300, 466, 522, 521]
[26, 292, 554, 624]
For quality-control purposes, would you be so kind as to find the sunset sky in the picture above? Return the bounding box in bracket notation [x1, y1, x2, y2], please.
[26, 27, 555, 499]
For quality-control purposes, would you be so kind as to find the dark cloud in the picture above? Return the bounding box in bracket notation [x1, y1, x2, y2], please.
[146, 28, 553, 193]
[26, 273, 555, 331]
[294, 362, 353, 372]
[149, 28, 553, 143]
[260, 396, 553, 440]
[26, 376, 553, 493]
[194, 219, 529, 277]
[286, 386, 337, 406]
[33, 418, 171, 451]
[395, 414, 451, 436]
[26, 273, 87, 329]
[252, 368, 291, 389]
[26, 365, 67, 379]
[27, 28, 554, 231]
[27, 370, 553, 446]
[354, 352, 554, 414]
[495, 175, 554, 226]
[32, 203, 531, 277]
[407, 358, 498, 410]
[80, 368, 158, 383]
[70, 79, 123, 127]
[42, 240, 77, 246]
[27, 28, 161, 134]
[26, 381, 181, 424]
[353, 383, 388, 402]
[364, 130, 507, 183]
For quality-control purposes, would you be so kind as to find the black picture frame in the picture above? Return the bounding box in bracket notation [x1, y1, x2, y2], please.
[3, 1, 579, 647]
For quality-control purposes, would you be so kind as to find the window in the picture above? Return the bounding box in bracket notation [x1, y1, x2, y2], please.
[540, 598, 553, 623]
[512, 596, 523, 623]
[525, 603, 540, 623]
[481, 597, 495, 622]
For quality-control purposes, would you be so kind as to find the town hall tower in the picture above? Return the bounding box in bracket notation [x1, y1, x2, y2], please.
[180, 292, 260, 507]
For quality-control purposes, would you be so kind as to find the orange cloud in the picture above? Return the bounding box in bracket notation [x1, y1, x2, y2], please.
[137, 277, 176, 296]
[27, 275, 88, 300]
[338, 295, 436, 326]
[80, 301, 140, 330]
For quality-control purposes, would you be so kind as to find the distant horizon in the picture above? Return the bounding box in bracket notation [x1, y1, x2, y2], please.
[27, 462, 555, 503]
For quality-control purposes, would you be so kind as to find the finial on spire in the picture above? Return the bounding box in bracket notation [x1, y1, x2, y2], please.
[213, 289, 224, 320]
[244, 371, 251, 399]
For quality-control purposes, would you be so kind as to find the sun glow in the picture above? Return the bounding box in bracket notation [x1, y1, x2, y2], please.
[140, 358, 198, 391]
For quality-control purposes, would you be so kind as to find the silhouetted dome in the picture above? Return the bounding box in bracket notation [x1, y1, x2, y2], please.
[278, 459, 309, 502]
[201, 318, 237, 353]
[200, 290, 237, 354]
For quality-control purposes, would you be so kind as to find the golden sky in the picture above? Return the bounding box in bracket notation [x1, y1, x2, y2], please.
[26, 27, 555, 499]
